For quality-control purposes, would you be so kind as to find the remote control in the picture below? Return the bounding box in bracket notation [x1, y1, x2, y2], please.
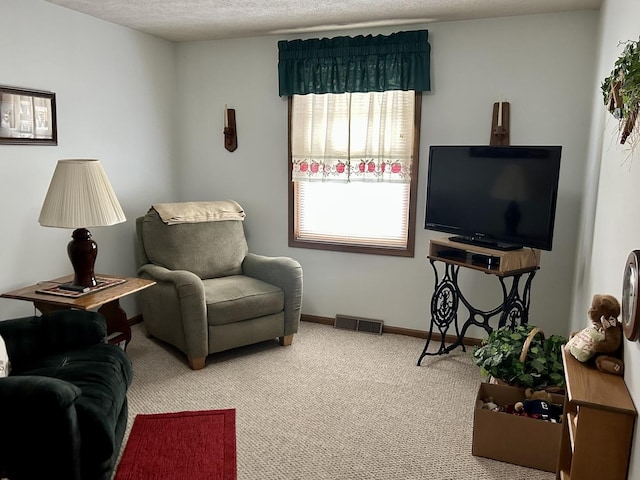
[58, 284, 90, 293]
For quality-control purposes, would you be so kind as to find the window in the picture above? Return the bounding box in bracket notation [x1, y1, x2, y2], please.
[288, 90, 421, 256]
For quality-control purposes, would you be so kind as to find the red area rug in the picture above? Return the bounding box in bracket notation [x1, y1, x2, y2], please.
[115, 409, 236, 480]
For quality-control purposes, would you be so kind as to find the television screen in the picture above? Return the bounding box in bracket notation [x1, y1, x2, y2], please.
[424, 145, 562, 251]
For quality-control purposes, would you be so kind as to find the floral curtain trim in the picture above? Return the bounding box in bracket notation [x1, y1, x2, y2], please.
[292, 156, 412, 183]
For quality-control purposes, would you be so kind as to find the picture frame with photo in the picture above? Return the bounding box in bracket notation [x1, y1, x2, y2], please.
[0, 86, 57, 145]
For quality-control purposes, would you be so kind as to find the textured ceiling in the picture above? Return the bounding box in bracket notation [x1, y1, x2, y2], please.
[46, 0, 601, 42]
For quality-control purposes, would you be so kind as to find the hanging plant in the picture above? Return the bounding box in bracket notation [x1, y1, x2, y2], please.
[602, 38, 640, 146]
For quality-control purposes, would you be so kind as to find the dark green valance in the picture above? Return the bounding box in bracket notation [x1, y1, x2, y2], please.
[278, 30, 430, 96]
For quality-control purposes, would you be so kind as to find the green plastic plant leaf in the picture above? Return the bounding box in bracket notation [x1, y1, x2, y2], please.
[602, 37, 640, 145]
[472, 324, 567, 389]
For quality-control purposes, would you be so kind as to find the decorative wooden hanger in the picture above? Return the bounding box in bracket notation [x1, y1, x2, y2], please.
[490, 101, 510, 146]
[224, 105, 237, 152]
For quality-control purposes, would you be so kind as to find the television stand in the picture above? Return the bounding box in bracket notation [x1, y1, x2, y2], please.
[417, 238, 540, 364]
[449, 235, 523, 251]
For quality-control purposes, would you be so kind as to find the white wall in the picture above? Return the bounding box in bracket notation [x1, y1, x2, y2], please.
[175, 11, 598, 337]
[0, 3, 599, 339]
[577, 0, 640, 475]
[0, 0, 177, 319]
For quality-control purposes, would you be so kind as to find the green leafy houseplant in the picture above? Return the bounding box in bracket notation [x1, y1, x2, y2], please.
[472, 325, 566, 390]
[602, 37, 640, 146]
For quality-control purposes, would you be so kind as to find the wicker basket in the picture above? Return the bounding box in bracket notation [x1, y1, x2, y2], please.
[488, 327, 563, 393]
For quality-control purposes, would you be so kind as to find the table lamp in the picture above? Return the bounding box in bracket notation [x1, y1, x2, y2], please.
[38, 159, 126, 288]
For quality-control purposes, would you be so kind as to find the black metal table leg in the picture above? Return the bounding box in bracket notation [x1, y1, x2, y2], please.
[417, 261, 460, 365]
[498, 270, 536, 328]
[418, 259, 537, 365]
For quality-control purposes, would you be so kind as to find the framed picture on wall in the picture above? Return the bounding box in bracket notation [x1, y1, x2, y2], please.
[0, 86, 57, 145]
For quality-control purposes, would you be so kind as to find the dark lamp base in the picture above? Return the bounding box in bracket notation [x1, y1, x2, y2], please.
[67, 228, 98, 288]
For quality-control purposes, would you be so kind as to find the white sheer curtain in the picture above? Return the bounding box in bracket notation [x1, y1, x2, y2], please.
[291, 90, 415, 183]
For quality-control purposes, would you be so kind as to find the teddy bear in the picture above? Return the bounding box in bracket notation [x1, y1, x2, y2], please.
[480, 396, 503, 412]
[524, 388, 553, 404]
[565, 294, 624, 375]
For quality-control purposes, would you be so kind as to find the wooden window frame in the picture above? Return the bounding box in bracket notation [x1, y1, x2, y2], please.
[287, 92, 422, 257]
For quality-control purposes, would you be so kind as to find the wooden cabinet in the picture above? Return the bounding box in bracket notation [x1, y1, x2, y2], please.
[557, 349, 636, 480]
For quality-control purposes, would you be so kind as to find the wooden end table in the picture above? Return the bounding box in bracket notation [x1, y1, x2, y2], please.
[1, 274, 155, 348]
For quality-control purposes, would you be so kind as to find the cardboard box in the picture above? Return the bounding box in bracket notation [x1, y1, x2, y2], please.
[472, 382, 564, 472]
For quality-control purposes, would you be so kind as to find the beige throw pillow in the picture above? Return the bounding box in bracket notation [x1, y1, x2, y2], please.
[565, 326, 605, 362]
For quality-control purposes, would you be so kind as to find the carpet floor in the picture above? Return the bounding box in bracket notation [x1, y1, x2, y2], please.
[119, 321, 554, 480]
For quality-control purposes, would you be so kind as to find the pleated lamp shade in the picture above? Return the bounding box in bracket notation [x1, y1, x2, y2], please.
[38, 159, 126, 228]
[38, 159, 125, 288]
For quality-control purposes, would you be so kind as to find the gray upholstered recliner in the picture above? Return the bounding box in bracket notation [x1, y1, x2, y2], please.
[135, 203, 303, 370]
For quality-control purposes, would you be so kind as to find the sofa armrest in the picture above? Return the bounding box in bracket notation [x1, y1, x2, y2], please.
[0, 310, 106, 366]
[0, 375, 81, 411]
[0, 376, 82, 480]
[243, 253, 303, 335]
[137, 264, 208, 358]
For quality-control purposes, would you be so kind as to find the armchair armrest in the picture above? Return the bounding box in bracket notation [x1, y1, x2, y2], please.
[243, 253, 303, 335]
[137, 264, 208, 359]
[0, 310, 106, 366]
[138, 263, 205, 297]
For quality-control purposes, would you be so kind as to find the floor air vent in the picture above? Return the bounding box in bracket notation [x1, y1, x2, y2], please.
[334, 314, 384, 335]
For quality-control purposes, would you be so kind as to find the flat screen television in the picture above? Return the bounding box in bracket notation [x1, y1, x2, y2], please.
[424, 145, 562, 251]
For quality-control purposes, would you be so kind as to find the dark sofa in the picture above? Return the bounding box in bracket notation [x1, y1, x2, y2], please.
[0, 310, 132, 480]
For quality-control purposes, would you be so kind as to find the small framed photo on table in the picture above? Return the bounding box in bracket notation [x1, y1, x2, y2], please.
[0, 85, 57, 145]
